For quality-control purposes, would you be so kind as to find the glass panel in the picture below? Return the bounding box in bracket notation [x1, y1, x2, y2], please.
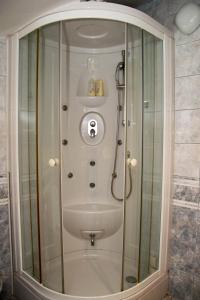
[123, 24, 143, 290]
[19, 31, 40, 280]
[139, 31, 163, 280]
[37, 22, 63, 292]
[124, 26, 163, 287]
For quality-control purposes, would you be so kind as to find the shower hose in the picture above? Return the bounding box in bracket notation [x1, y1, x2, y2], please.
[111, 88, 133, 201]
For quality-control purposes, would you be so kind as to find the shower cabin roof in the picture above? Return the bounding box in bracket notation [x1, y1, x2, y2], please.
[62, 19, 125, 49]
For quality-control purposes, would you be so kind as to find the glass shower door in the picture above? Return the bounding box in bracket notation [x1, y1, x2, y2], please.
[38, 22, 64, 292]
[139, 31, 163, 281]
[123, 25, 164, 288]
[18, 22, 64, 293]
[19, 30, 40, 281]
[122, 24, 143, 290]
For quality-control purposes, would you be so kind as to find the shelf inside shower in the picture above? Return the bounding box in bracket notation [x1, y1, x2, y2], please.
[76, 96, 107, 107]
[63, 202, 122, 239]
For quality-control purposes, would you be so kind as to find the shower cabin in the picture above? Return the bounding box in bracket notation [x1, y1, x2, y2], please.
[9, 2, 173, 300]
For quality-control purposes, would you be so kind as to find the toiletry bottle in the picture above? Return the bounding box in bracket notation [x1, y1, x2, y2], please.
[88, 78, 96, 96]
[95, 79, 104, 96]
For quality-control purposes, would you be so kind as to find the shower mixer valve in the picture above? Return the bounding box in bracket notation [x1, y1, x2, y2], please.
[88, 119, 97, 138]
[80, 112, 104, 145]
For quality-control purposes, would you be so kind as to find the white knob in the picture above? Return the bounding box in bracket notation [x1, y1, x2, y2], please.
[127, 158, 137, 168]
[49, 158, 58, 167]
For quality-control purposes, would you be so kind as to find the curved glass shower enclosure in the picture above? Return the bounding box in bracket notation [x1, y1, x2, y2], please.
[18, 17, 164, 297]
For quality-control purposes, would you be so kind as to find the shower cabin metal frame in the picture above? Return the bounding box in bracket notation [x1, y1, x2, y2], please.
[8, 2, 174, 300]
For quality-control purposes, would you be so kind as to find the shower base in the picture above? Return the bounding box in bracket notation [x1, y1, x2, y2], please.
[41, 250, 136, 297]
[65, 250, 122, 296]
[14, 263, 168, 300]
[64, 250, 136, 296]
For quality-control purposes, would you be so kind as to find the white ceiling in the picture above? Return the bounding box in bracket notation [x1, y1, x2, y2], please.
[0, 0, 150, 35]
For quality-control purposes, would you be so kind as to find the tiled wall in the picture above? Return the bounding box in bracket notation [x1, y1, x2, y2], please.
[137, 0, 200, 299]
[0, 37, 11, 299]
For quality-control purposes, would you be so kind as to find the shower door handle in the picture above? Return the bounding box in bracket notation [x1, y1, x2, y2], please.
[48, 158, 59, 167]
[127, 158, 137, 168]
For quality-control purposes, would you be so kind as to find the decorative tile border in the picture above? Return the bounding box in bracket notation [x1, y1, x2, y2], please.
[173, 175, 200, 187]
[0, 183, 8, 200]
[173, 174, 200, 210]
[173, 199, 199, 210]
[0, 198, 8, 205]
[0, 175, 8, 200]
[173, 184, 200, 204]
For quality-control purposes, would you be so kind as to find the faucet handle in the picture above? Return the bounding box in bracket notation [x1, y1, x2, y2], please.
[48, 158, 59, 167]
[127, 158, 137, 168]
[88, 119, 97, 139]
[90, 128, 96, 138]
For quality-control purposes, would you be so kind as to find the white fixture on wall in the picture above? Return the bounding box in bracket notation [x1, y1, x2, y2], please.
[175, 2, 200, 34]
[80, 112, 105, 145]
[63, 202, 122, 240]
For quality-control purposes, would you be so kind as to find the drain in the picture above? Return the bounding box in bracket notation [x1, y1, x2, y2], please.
[126, 276, 137, 284]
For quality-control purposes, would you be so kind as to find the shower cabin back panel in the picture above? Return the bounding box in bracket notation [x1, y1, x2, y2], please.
[61, 48, 124, 255]
[62, 50, 123, 201]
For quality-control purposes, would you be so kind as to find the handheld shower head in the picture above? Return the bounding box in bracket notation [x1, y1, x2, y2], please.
[115, 50, 125, 88]
[121, 49, 125, 64]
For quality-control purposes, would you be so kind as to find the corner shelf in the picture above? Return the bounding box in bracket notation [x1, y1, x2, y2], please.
[76, 96, 107, 108]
